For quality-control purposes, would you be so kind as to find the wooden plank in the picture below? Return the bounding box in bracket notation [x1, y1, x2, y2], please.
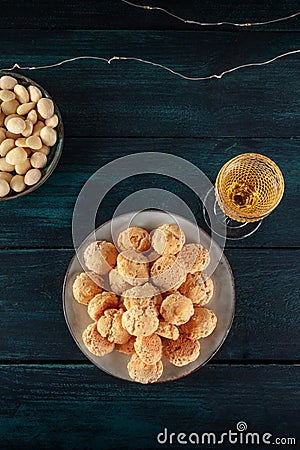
[0, 364, 299, 449]
[0, 249, 299, 361]
[0, 31, 299, 137]
[0, 0, 299, 30]
[1, 138, 298, 248]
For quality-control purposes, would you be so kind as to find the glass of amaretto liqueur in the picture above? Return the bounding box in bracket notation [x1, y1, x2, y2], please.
[203, 153, 284, 240]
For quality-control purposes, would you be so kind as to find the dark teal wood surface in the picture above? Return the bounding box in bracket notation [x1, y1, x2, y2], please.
[0, 0, 299, 30]
[0, 364, 299, 450]
[0, 1, 299, 449]
[0, 31, 299, 138]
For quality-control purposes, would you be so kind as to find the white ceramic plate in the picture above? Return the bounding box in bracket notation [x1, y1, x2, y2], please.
[63, 210, 235, 382]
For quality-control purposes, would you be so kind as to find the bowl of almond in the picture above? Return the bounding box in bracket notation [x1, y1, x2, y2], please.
[0, 72, 63, 200]
[63, 210, 235, 384]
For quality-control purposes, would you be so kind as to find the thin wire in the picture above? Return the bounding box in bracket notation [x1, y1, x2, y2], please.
[2, 49, 300, 81]
[120, 0, 300, 27]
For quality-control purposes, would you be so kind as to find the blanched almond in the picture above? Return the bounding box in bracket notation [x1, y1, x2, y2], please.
[40, 126, 57, 146]
[15, 137, 27, 147]
[0, 75, 17, 90]
[28, 85, 42, 102]
[1, 99, 19, 115]
[22, 119, 33, 138]
[35, 144, 50, 156]
[0, 179, 10, 197]
[0, 157, 14, 172]
[32, 121, 44, 136]
[14, 84, 29, 104]
[0, 171, 13, 183]
[27, 109, 37, 125]
[24, 168, 42, 186]
[37, 98, 54, 119]
[15, 158, 31, 175]
[6, 147, 27, 165]
[45, 114, 58, 128]
[31, 151, 47, 169]
[10, 174, 26, 192]
[17, 102, 35, 116]
[26, 135, 42, 150]
[6, 117, 26, 134]
[0, 129, 6, 143]
[4, 113, 19, 127]
[0, 90, 15, 102]
[0, 138, 15, 156]
[0, 112, 5, 126]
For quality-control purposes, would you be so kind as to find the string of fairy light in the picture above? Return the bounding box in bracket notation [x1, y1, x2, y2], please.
[1, 2, 299, 81]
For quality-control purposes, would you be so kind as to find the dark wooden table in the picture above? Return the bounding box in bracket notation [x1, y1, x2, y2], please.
[0, 1, 299, 449]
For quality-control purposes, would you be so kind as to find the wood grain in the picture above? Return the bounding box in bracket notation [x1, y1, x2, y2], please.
[0, 0, 299, 30]
[0, 31, 299, 138]
[0, 248, 299, 361]
[1, 138, 298, 248]
[0, 364, 299, 449]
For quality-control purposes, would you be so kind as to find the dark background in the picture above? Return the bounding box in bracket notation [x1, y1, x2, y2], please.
[0, 1, 299, 449]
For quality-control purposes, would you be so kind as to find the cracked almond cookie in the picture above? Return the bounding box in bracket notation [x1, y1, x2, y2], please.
[97, 308, 131, 344]
[87, 291, 119, 321]
[117, 249, 149, 285]
[163, 334, 200, 367]
[150, 254, 186, 292]
[72, 271, 103, 305]
[84, 240, 118, 275]
[127, 354, 163, 384]
[151, 223, 185, 255]
[179, 272, 213, 306]
[121, 282, 162, 310]
[82, 322, 115, 357]
[180, 306, 217, 339]
[177, 243, 210, 274]
[122, 305, 159, 337]
[160, 292, 194, 326]
[117, 226, 151, 252]
[134, 333, 162, 365]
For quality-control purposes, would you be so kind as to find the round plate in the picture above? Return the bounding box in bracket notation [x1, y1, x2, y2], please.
[63, 211, 235, 382]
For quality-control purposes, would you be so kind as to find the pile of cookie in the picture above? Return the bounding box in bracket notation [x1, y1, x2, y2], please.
[72, 224, 217, 384]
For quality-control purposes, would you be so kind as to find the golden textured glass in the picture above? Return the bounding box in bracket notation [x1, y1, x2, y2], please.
[215, 153, 284, 222]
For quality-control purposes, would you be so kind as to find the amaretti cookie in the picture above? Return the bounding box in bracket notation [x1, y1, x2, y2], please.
[151, 223, 185, 255]
[156, 320, 179, 340]
[72, 272, 103, 305]
[160, 292, 194, 326]
[179, 272, 213, 306]
[97, 308, 131, 344]
[116, 336, 136, 354]
[108, 268, 133, 295]
[180, 307, 217, 339]
[150, 255, 186, 292]
[117, 226, 151, 252]
[127, 354, 163, 384]
[87, 291, 119, 321]
[117, 249, 149, 285]
[84, 240, 118, 275]
[163, 334, 200, 367]
[82, 322, 115, 357]
[122, 305, 159, 337]
[134, 333, 162, 365]
[121, 282, 162, 310]
[178, 243, 210, 274]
